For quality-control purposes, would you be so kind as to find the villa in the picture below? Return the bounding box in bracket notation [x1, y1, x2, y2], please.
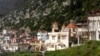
[88, 14, 100, 40]
[37, 21, 77, 51]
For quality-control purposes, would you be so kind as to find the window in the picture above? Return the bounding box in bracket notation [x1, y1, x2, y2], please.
[62, 35, 66, 40]
[54, 29, 59, 32]
[52, 36, 56, 40]
[47, 37, 49, 40]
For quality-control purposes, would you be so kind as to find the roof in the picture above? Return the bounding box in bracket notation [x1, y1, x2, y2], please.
[66, 22, 76, 29]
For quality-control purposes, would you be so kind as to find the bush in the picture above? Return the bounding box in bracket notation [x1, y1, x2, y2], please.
[1, 41, 100, 56]
[0, 51, 41, 56]
[46, 41, 100, 56]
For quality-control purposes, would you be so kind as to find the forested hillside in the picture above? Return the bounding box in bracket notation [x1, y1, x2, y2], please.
[0, 0, 28, 16]
[0, 0, 100, 31]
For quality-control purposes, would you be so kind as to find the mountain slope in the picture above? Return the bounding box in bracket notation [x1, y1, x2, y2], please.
[0, 0, 28, 16]
[0, 0, 100, 31]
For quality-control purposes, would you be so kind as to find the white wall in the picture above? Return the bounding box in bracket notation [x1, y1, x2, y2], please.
[45, 33, 58, 44]
[88, 16, 100, 31]
[88, 16, 100, 41]
[37, 31, 48, 41]
[45, 32, 69, 51]
[60, 32, 69, 48]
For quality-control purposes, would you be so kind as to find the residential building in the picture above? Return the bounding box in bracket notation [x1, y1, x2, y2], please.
[88, 10, 100, 41]
[76, 20, 89, 44]
[45, 22, 69, 51]
[88, 16, 100, 40]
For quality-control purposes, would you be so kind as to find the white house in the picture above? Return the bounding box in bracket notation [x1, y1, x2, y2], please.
[88, 16, 100, 40]
[45, 22, 69, 51]
[45, 32, 69, 51]
[76, 20, 89, 44]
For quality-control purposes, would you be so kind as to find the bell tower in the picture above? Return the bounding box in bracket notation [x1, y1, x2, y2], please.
[52, 21, 59, 32]
[61, 24, 66, 32]
[66, 20, 76, 37]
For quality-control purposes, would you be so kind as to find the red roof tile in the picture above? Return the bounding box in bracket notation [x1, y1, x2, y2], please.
[66, 22, 76, 29]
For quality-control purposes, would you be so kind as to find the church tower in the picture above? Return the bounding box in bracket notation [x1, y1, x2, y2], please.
[61, 24, 66, 32]
[66, 20, 76, 37]
[52, 21, 59, 32]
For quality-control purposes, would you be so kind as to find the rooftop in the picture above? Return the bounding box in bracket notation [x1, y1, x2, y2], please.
[66, 22, 76, 29]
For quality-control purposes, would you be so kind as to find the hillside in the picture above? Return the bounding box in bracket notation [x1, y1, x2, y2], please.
[0, 0, 28, 16]
[0, 0, 100, 31]
[0, 41, 100, 56]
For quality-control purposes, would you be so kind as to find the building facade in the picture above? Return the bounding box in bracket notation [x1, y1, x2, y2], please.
[44, 22, 69, 51]
[88, 16, 100, 40]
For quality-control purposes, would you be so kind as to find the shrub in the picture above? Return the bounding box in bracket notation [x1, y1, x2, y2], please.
[46, 41, 100, 56]
[1, 41, 100, 56]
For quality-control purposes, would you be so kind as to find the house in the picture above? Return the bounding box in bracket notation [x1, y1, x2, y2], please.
[88, 10, 100, 41]
[45, 22, 69, 51]
[75, 9, 100, 42]
[66, 20, 76, 37]
[88, 15, 100, 40]
[76, 20, 89, 44]
[32, 32, 46, 51]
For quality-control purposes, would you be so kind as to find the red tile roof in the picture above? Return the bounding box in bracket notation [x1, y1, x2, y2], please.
[66, 22, 76, 29]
